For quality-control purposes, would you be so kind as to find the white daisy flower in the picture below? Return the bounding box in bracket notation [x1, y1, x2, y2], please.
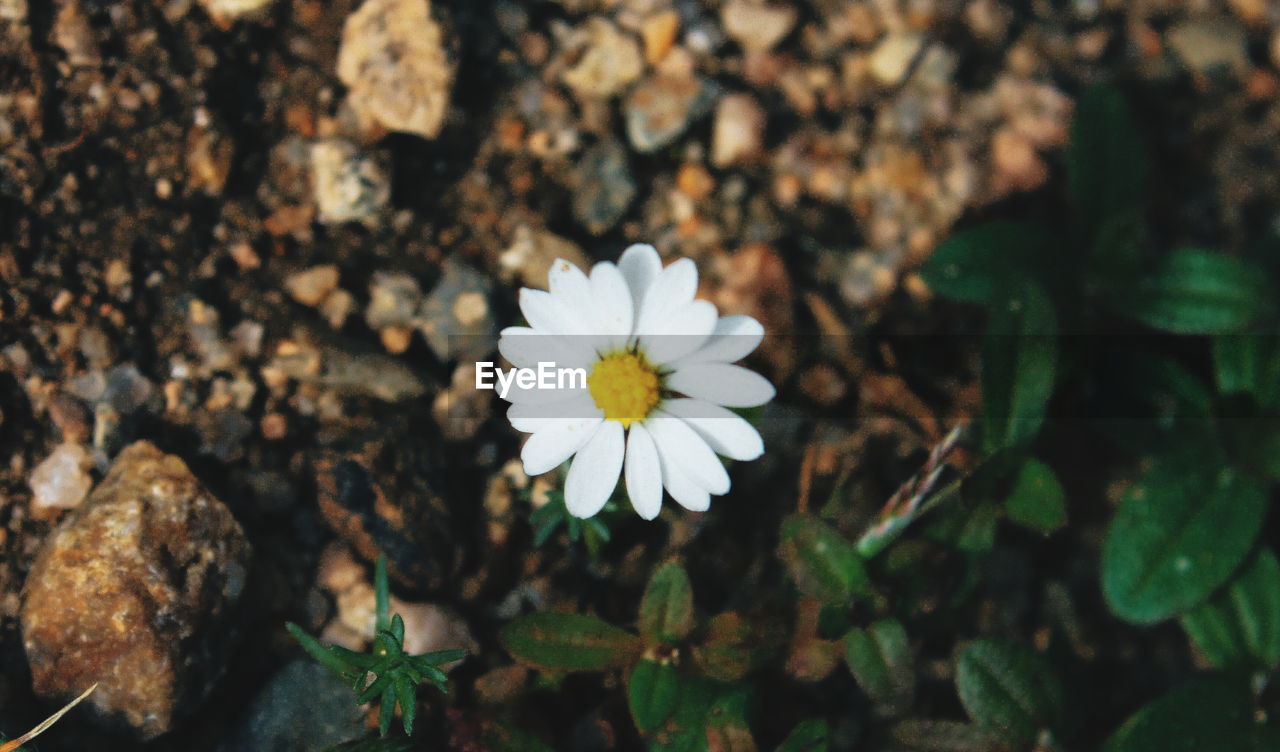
[497, 243, 775, 520]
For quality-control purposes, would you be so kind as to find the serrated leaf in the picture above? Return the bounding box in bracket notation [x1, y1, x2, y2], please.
[500, 612, 642, 672]
[1003, 459, 1066, 534]
[778, 515, 868, 604]
[775, 719, 828, 752]
[629, 659, 681, 732]
[1180, 548, 1280, 671]
[641, 562, 695, 646]
[843, 619, 914, 715]
[920, 222, 1065, 306]
[1102, 677, 1255, 752]
[1114, 249, 1276, 334]
[981, 283, 1057, 451]
[1068, 81, 1146, 243]
[955, 640, 1063, 749]
[1102, 456, 1268, 625]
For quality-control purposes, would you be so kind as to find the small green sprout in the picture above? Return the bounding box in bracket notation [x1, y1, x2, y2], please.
[286, 555, 466, 737]
[530, 489, 613, 556]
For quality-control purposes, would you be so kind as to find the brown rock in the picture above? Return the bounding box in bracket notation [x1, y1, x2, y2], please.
[560, 19, 644, 100]
[711, 93, 765, 168]
[20, 441, 251, 739]
[721, 0, 797, 53]
[641, 10, 680, 66]
[285, 264, 340, 307]
[337, 0, 454, 139]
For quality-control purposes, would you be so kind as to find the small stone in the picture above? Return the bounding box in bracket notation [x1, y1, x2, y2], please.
[572, 139, 637, 234]
[28, 443, 93, 513]
[229, 241, 261, 270]
[320, 288, 356, 329]
[990, 126, 1048, 195]
[380, 325, 414, 354]
[285, 264, 340, 307]
[418, 260, 496, 362]
[52, 0, 100, 67]
[499, 225, 592, 289]
[365, 272, 424, 330]
[216, 660, 363, 752]
[711, 93, 765, 168]
[624, 73, 716, 153]
[642, 10, 680, 65]
[21, 441, 251, 739]
[337, 0, 455, 138]
[677, 163, 715, 200]
[1166, 17, 1249, 78]
[310, 139, 390, 225]
[260, 412, 287, 440]
[560, 19, 644, 99]
[48, 393, 91, 443]
[869, 31, 925, 86]
[721, 0, 798, 53]
[198, 0, 274, 22]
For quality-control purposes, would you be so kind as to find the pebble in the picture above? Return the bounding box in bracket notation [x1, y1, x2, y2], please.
[28, 443, 93, 513]
[990, 126, 1048, 195]
[711, 93, 765, 168]
[1166, 17, 1249, 78]
[337, 0, 455, 138]
[48, 393, 91, 442]
[869, 31, 925, 86]
[365, 272, 424, 330]
[720, 0, 798, 53]
[499, 225, 592, 289]
[198, 0, 274, 21]
[21, 441, 251, 740]
[418, 259, 497, 362]
[285, 264, 340, 308]
[624, 73, 716, 153]
[641, 10, 680, 65]
[560, 19, 644, 100]
[216, 660, 363, 752]
[572, 139, 636, 234]
[310, 139, 390, 225]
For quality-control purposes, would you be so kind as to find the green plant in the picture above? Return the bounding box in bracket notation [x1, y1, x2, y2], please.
[287, 556, 467, 737]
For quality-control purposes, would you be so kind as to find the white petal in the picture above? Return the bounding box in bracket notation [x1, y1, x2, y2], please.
[508, 392, 601, 431]
[637, 300, 717, 365]
[521, 416, 603, 475]
[590, 262, 634, 349]
[660, 398, 764, 461]
[624, 423, 663, 520]
[655, 447, 710, 512]
[519, 288, 584, 336]
[648, 411, 730, 495]
[618, 243, 662, 320]
[548, 258, 598, 321]
[666, 363, 776, 408]
[635, 258, 698, 334]
[669, 315, 765, 367]
[498, 327, 594, 371]
[564, 421, 625, 518]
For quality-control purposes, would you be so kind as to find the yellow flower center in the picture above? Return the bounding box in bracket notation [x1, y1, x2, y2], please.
[588, 351, 661, 427]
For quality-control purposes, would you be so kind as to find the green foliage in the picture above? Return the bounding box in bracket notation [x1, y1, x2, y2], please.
[1113, 248, 1276, 334]
[920, 222, 1064, 305]
[1068, 81, 1147, 245]
[287, 556, 466, 738]
[980, 283, 1057, 451]
[954, 639, 1063, 750]
[640, 561, 695, 646]
[1101, 456, 1268, 625]
[1102, 677, 1257, 752]
[628, 658, 681, 732]
[322, 740, 416, 752]
[777, 514, 869, 604]
[692, 612, 771, 682]
[531, 489, 613, 556]
[843, 619, 914, 715]
[889, 720, 1006, 752]
[1214, 335, 1280, 406]
[1180, 548, 1280, 672]
[1003, 458, 1066, 534]
[499, 612, 642, 672]
[775, 719, 829, 752]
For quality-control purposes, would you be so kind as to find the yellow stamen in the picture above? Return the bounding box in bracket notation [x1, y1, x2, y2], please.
[588, 352, 661, 428]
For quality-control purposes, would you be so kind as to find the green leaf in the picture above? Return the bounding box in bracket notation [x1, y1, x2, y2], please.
[692, 612, 772, 682]
[322, 740, 416, 752]
[1180, 548, 1280, 671]
[640, 562, 695, 646]
[889, 719, 1009, 752]
[1213, 336, 1280, 405]
[1068, 81, 1146, 243]
[648, 676, 726, 752]
[775, 719, 828, 752]
[500, 612, 642, 672]
[285, 622, 359, 683]
[1102, 456, 1268, 625]
[393, 676, 416, 736]
[955, 639, 1063, 749]
[1102, 677, 1255, 752]
[628, 659, 681, 732]
[479, 721, 559, 752]
[1114, 249, 1276, 334]
[375, 555, 391, 633]
[1003, 459, 1066, 534]
[843, 619, 914, 715]
[920, 222, 1065, 306]
[705, 689, 757, 752]
[778, 515, 869, 604]
[981, 282, 1057, 451]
